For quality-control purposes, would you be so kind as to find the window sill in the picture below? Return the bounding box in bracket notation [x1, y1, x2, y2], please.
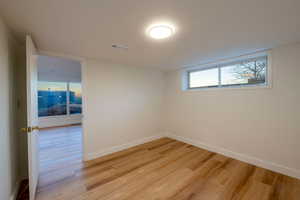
[183, 83, 271, 92]
[39, 114, 83, 119]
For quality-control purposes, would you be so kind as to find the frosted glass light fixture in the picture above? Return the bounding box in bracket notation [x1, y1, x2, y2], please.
[147, 23, 175, 39]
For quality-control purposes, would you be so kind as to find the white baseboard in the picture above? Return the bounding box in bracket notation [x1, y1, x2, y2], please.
[166, 132, 300, 180]
[9, 181, 20, 200]
[84, 135, 164, 161]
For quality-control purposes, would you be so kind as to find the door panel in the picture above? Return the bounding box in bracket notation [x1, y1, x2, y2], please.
[26, 35, 39, 200]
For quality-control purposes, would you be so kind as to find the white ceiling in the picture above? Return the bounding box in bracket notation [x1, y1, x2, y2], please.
[38, 55, 81, 82]
[1, 0, 300, 70]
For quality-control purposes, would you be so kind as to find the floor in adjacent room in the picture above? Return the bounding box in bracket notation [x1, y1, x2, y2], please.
[36, 127, 300, 200]
[38, 125, 83, 191]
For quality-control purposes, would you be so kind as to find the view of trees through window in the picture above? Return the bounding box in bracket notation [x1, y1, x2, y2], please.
[38, 81, 82, 117]
[188, 56, 267, 89]
[221, 57, 267, 86]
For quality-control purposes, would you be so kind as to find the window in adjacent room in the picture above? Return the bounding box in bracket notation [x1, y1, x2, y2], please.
[38, 81, 82, 117]
[38, 81, 67, 117]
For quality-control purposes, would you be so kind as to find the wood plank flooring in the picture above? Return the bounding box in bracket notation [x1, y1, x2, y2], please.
[38, 125, 83, 190]
[36, 126, 300, 200]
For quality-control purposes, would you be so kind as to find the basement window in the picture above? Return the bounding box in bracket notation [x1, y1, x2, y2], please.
[184, 53, 269, 90]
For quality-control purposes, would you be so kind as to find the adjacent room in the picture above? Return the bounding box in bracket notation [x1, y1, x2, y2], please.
[36, 55, 83, 190]
[0, 0, 300, 200]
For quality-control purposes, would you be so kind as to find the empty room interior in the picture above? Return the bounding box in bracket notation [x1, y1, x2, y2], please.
[0, 0, 300, 200]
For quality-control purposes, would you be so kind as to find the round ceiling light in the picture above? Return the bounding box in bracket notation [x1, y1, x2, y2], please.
[147, 24, 175, 39]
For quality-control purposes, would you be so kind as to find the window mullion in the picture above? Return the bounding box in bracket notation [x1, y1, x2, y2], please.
[218, 66, 221, 87]
[67, 82, 70, 116]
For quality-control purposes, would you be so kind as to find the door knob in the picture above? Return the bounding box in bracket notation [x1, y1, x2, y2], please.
[32, 126, 39, 131]
[20, 126, 40, 133]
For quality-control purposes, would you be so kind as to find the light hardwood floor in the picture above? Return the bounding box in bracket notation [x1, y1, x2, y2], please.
[36, 126, 300, 200]
[38, 125, 83, 189]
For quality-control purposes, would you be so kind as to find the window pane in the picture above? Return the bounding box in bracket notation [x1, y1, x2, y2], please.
[38, 82, 67, 117]
[189, 68, 219, 88]
[69, 82, 82, 114]
[221, 57, 267, 86]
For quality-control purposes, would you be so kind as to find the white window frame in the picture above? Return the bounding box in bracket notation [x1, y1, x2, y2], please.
[182, 51, 272, 91]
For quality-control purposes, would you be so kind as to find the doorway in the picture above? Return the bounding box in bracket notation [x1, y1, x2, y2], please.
[35, 55, 84, 191]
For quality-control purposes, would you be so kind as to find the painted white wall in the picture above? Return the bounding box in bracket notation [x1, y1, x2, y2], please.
[82, 60, 164, 160]
[38, 55, 81, 82]
[164, 43, 300, 178]
[0, 18, 21, 200]
[15, 45, 29, 182]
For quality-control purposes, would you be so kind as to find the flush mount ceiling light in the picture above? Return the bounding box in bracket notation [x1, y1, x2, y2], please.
[147, 23, 175, 39]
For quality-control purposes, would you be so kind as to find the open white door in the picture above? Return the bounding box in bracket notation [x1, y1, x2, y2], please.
[26, 35, 39, 200]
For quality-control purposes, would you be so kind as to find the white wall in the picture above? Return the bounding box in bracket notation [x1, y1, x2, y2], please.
[82, 60, 165, 160]
[164, 43, 300, 178]
[37, 55, 81, 82]
[0, 18, 21, 200]
[15, 45, 28, 182]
